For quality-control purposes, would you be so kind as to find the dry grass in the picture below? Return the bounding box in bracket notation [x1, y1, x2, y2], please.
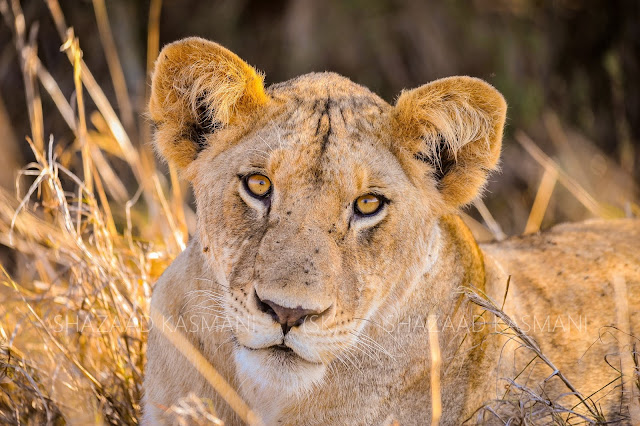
[0, 1, 638, 425]
[0, 0, 186, 423]
[462, 282, 640, 425]
[464, 286, 604, 425]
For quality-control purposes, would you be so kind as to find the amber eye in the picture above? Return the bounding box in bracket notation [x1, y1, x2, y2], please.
[354, 194, 384, 216]
[244, 174, 272, 198]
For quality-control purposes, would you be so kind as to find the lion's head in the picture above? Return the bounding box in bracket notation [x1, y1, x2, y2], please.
[149, 38, 506, 396]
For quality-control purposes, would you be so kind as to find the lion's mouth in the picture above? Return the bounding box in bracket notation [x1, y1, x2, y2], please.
[240, 342, 320, 365]
[267, 344, 301, 362]
[260, 343, 299, 358]
[272, 343, 294, 353]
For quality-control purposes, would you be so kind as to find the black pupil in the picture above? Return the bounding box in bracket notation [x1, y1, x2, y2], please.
[248, 175, 269, 196]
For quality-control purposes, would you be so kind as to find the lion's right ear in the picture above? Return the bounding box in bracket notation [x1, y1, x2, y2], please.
[392, 76, 506, 209]
[149, 37, 269, 168]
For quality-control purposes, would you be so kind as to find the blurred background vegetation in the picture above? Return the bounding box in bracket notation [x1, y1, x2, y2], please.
[1, 0, 638, 235]
[0, 1, 638, 423]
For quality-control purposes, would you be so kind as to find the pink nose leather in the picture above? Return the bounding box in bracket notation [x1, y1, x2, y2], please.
[257, 295, 322, 334]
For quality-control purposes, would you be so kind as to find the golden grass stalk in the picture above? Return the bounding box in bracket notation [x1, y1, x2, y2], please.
[427, 314, 442, 426]
[146, 0, 163, 88]
[473, 199, 506, 241]
[167, 393, 224, 425]
[4, 0, 44, 151]
[145, 0, 188, 239]
[92, 0, 136, 133]
[524, 166, 558, 234]
[66, 35, 93, 195]
[459, 212, 494, 243]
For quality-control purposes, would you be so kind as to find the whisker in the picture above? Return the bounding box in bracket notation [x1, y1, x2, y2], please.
[352, 331, 396, 360]
[349, 338, 379, 363]
[194, 277, 232, 291]
[350, 332, 387, 363]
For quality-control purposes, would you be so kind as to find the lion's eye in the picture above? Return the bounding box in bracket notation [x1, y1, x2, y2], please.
[244, 174, 272, 198]
[354, 194, 383, 216]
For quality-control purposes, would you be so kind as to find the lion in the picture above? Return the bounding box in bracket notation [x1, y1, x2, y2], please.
[143, 37, 640, 425]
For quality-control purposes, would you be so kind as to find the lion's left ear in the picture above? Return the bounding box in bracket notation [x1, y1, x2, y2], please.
[392, 76, 507, 208]
[149, 37, 269, 169]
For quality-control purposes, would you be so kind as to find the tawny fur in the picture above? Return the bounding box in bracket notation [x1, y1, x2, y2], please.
[143, 38, 640, 425]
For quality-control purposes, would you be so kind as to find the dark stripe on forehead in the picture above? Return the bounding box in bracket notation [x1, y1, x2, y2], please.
[315, 97, 333, 154]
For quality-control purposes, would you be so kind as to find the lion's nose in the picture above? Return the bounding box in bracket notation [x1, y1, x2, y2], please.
[256, 293, 322, 334]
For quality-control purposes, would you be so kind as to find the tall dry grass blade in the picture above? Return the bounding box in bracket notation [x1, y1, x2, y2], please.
[92, 0, 135, 133]
[516, 131, 615, 219]
[460, 212, 494, 243]
[524, 166, 557, 234]
[168, 393, 224, 425]
[150, 308, 263, 426]
[64, 34, 93, 194]
[91, 160, 117, 237]
[143, 0, 162, 144]
[0, 94, 20, 189]
[32, 54, 76, 130]
[604, 52, 635, 175]
[427, 314, 442, 426]
[152, 174, 186, 252]
[473, 199, 506, 240]
[4, 0, 44, 150]
[89, 145, 129, 203]
[168, 165, 188, 239]
[146, 0, 162, 87]
[125, 184, 144, 249]
[143, 0, 186, 237]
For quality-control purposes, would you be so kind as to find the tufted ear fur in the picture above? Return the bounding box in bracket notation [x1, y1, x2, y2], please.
[149, 37, 269, 168]
[392, 76, 507, 209]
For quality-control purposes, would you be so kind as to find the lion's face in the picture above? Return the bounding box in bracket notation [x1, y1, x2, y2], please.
[149, 38, 505, 395]
[189, 75, 443, 392]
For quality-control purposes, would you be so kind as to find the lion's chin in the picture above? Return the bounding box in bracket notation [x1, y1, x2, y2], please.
[233, 345, 326, 396]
